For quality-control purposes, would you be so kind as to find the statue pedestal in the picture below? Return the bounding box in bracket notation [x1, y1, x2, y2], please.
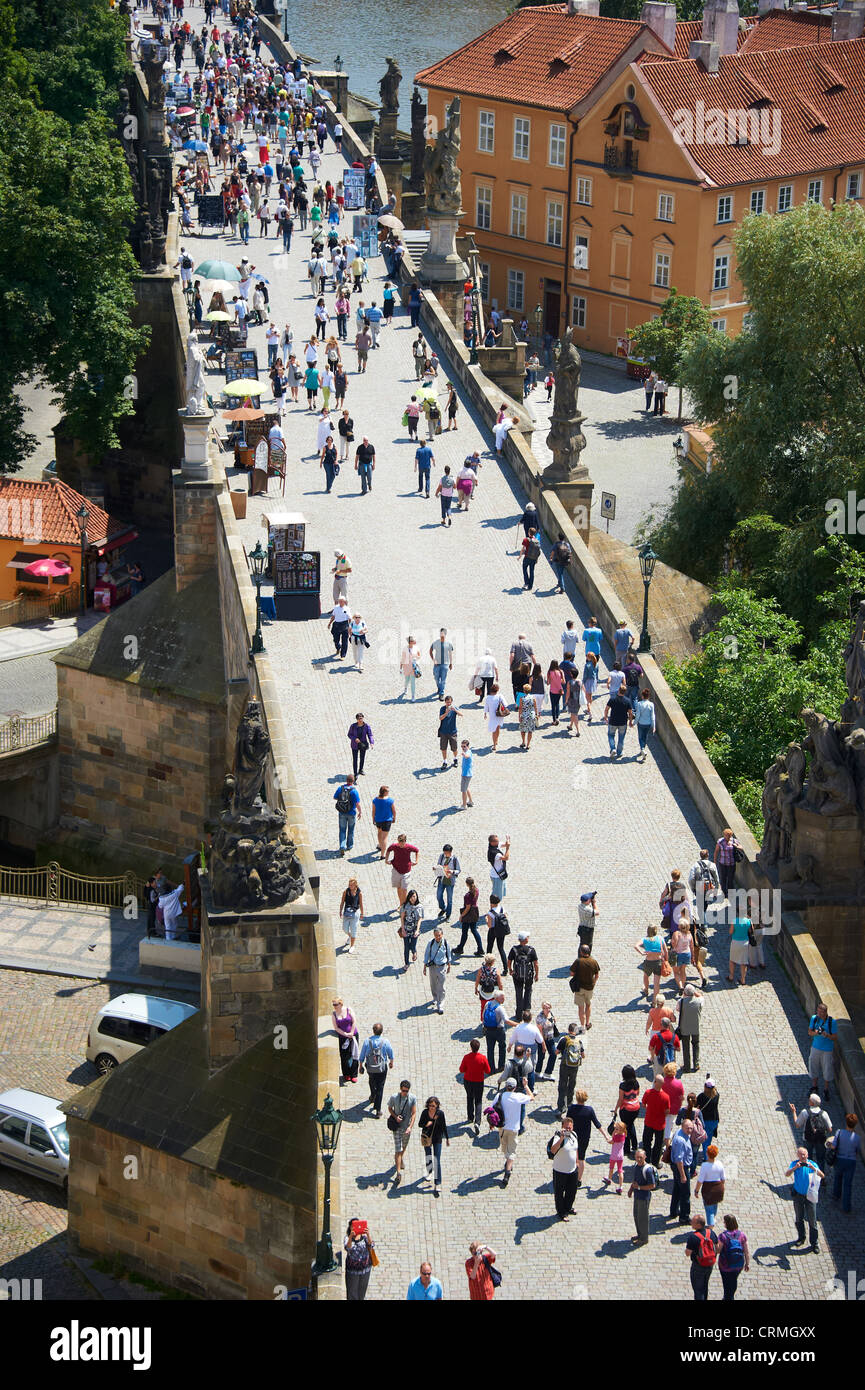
[542, 475, 594, 546]
[781, 806, 865, 896]
[377, 110, 399, 162]
[178, 406, 213, 480]
[419, 210, 468, 285]
[379, 158, 404, 214]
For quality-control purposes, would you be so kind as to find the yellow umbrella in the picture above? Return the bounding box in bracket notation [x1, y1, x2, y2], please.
[206, 310, 232, 321]
[417, 385, 437, 403]
[223, 378, 272, 397]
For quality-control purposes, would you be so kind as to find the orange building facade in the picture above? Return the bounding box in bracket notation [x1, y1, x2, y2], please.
[418, 1, 865, 353]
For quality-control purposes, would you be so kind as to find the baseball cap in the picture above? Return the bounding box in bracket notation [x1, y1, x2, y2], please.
[505, 1078, 517, 1090]
[580, 891, 597, 902]
[705, 1075, 717, 1088]
[518, 931, 529, 941]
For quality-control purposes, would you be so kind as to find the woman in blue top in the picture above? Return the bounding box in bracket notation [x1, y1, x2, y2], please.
[582, 653, 599, 722]
[371, 784, 395, 860]
[727, 915, 751, 987]
[829, 1114, 860, 1212]
[635, 924, 668, 1006]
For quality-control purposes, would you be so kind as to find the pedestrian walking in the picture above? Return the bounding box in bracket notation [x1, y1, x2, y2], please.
[785, 1147, 823, 1252]
[569, 944, 600, 1030]
[582, 652, 599, 721]
[727, 912, 751, 986]
[423, 926, 452, 1013]
[695, 1143, 726, 1228]
[807, 1001, 838, 1100]
[344, 1219, 376, 1300]
[498, 1077, 532, 1187]
[555, 1022, 585, 1118]
[653, 376, 668, 415]
[565, 1088, 604, 1186]
[459, 739, 474, 810]
[339, 876, 364, 954]
[516, 684, 538, 749]
[349, 614, 368, 670]
[466, 1242, 498, 1299]
[636, 924, 668, 1005]
[485, 894, 510, 969]
[669, 1118, 695, 1223]
[789, 1092, 833, 1167]
[388, 1081, 417, 1187]
[412, 331, 426, 377]
[550, 533, 572, 594]
[484, 683, 508, 750]
[635, 688, 656, 761]
[717, 1214, 750, 1300]
[641, 1074, 670, 1167]
[714, 826, 742, 897]
[429, 629, 453, 700]
[408, 284, 423, 329]
[685, 1213, 718, 1299]
[385, 833, 419, 913]
[604, 687, 634, 759]
[521, 528, 541, 590]
[546, 660, 565, 725]
[437, 696, 461, 770]
[481, 990, 511, 1072]
[472, 647, 498, 703]
[549, 1116, 580, 1220]
[487, 833, 510, 898]
[347, 713, 373, 777]
[459, 1038, 491, 1134]
[696, 1077, 721, 1157]
[535, 1002, 560, 1079]
[433, 843, 461, 918]
[648, 1021, 681, 1080]
[358, 1023, 393, 1117]
[435, 466, 456, 524]
[337, 408, 354, 461]
[614, 1064, 642, 1158]
[418, 1096, 449, 1196]
[332, 996, 359, 1083]
[371, 784, 395, 860]
[644, 370, 657, 412]
[399, 635, 421, 700]
[678, 985, 703, 1072]
[354, 436, 375, 494]
[333, 773, 360, 854]
[828, 1113, 860, 1213]
[398, 889, 422, 971]
[601, 1120, 628, 1194]
[577, 890, 598, 952]
[628, 1148, 658, 1245]
[508, 930, 539, 1016]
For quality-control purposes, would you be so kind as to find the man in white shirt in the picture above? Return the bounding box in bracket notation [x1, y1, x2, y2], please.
[608, 663, 627, 698]
[266, 322, 280, 368]
[550, 1116, 580, 1220]
[561, 621, 579, 659]
[233, 296, 247, 329]
[688, 849, 721, 925]
[304, 338, 319, 368]
[268, 422, 285, 449]
[508, 1010, 545, 1075]
[498, 1077, 532, 1186]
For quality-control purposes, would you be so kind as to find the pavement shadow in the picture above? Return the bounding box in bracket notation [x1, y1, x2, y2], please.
[453, 1172, 505, 1195]
[355, 1169, 395, 1191]
[595, 1236, 636, 1260]
[515, 1212, 561, 1241]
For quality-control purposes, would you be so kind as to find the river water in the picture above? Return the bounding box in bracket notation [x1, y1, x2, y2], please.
[283, 0, 509, 128]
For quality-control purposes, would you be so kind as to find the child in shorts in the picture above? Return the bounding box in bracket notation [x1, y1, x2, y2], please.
[602, 1120, 627, 1193]
[460, 739, 474, 809]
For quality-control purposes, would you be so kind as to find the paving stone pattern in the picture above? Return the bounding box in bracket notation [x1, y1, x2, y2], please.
[189, 22, 863, 1301]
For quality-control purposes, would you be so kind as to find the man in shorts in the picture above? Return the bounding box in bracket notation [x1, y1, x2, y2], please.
[498, 1076, 532, 1187]
[438, 695, 461, 770]
[387, 1079, 417, 1187]
[385, 833, 419, 913]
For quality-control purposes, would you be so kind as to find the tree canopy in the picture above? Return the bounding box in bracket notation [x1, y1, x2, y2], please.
[0, 0, 148, 471]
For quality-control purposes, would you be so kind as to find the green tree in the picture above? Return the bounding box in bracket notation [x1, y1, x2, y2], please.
[629, 287, 713, 420]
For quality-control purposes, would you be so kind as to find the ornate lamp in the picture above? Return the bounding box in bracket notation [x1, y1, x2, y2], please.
[76, 503, 89, 614]
[248, 540, 266, 656]
[312, 1094, 343, 1275]
[638, 543, 659, 653]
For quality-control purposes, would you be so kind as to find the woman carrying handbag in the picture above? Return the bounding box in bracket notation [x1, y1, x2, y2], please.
[418, 1096, 450, 1197]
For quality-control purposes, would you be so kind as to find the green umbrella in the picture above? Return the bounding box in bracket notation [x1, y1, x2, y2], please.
[195, 259, 242, 281]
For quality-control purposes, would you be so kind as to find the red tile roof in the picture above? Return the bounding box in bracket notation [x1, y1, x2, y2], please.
[637, 35, 865, 185]
[664, 16, 756, 59]
[0, 477, 130, 546]
[739, 7, 833, 51]
[415, 4, 659, 112]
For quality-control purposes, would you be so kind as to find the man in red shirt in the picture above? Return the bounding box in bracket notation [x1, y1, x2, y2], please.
[641, 1074, 670, 1167]
[385, 833, 419, 912]
[459, 1038, 492, 1135]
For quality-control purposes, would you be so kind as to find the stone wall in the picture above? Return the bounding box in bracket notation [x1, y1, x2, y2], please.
[0, 743, 58, 851]
[67, 1120, 314, 1299]
[56, 665, 224, 860]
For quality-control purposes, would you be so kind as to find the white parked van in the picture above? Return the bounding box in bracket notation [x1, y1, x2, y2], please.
[0, 1089, 70, 1189]
[86, 994, 198, 1074]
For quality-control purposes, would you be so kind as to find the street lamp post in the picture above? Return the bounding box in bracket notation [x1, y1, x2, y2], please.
[312, 1094, 343, 1276]
[334, 55, 342, 114]
[76, 503, 89, 615]
[638, 543, 659, 653]
[534, 301, 543, 357]
[248, 540, 266, 656]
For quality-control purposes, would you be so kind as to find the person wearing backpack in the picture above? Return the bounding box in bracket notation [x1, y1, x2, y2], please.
[358, 1022, 394, 1118]
[550, 533, 572, 594]
[507, 931, 539, 1016]
[485, 893, 510, 969]
[648, 1023, 680, 1078]
[333, 774, 361, 854]
[500, 1045, 534, 1134]
[520, 528, 542, 591]
[717, 1213, 750, 1300]
[628, 1148, 658, 1245]
[482, 991, 512, 1073]
[685, 1213, 718, 1300]
[555, 1022, 586, 1118]
[789, 1093, 832, 1167]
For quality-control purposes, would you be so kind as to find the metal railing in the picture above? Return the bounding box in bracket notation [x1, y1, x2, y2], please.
[0, 861, 145, 910]
[0, 708, 58, 755]
[0, 583, 81, 630]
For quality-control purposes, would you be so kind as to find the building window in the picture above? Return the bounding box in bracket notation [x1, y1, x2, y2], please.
[571, 295, 586, 329]
[547, 199, 564, 247]
[750, 189, 765, 215]
[847, 172, 861, 200]
[713, 254, 729, 290]
[573, 233, 589, 271]
[510, 191, 527, 239]
[513, 117, 531, 161]
[479, 262, 490, 302]
[656, 194, 673, 222]
[507, 268, 525, 311]
[478, 109, 495, 153]
[654, 251, 671, 288]
[808, 178, 822, 203]
[549, 122, 566, 167]
[476, 185, 492, 231]
[717, 194, 732, 223]
[576, 177, 592, 205]
[777, 184, 792, 213]
[711, 318, 727, 332]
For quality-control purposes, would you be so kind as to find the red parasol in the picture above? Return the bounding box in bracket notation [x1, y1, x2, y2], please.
[23, 557, 72, 578]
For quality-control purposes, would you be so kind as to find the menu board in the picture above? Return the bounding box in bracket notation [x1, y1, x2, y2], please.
[342, 168, 365, 210]
[225, 349, 259, 383]
[197, 194, 224, 227]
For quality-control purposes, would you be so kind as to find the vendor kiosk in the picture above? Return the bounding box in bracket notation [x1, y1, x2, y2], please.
[263, 512, 320, 620]
[93, 564, 134, 612]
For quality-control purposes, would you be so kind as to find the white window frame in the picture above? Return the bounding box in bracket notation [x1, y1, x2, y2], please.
[808, 178, 822, 203]
[571, 294, 586, 329]
[657, 193, 674, 222]
[478, 109, 495, 154]
[510, 191, 527, 239]
[513, 117, 531, 162]
[479, 262, 490, 302]
[777, 184, 793, 213]
[750, 188, 765, 215]
[476, 185, 492, 231]
[717, 194, 732, 223]
[548, 122, 566, 168]
[546, 198, 564, 248]
[711, 318, 727, 332]
[573, 232, 589, 271]
[713, 254, 729, 290]
[847, 172, 861, 200]
[654, 251, 671, 288]
[507, 267, 525, 312]
[576, 176, 592, 206]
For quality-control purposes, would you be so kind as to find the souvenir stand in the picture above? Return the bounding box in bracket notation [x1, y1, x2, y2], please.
[262, 512, 320, 619]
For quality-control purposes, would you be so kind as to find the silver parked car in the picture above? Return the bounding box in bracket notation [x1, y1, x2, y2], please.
[0, 1089, 70, 1190]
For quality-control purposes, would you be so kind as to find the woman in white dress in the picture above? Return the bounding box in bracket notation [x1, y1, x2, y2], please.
[316, 408, 335, 452]
[484, 682, 509, 751]
[471, 647, 498, 706]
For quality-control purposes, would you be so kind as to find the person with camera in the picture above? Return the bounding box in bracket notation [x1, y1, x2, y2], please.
[344, 1218, 376, 1301]
[387, 1079, 417, 1187]
[807, 1001, 838, 1101]
[466, 1241, 498, 1299]
[549, 1115, 580, 1220]
[784, 1145, 824, 1252]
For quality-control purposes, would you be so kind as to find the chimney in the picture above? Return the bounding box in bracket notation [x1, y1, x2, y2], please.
[641, 2, 678, 50]
[567, 0, 601, 13]
[689, 37, 720, 71]
[832, 0, 865, 39]
[701, 0, 741, 55]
